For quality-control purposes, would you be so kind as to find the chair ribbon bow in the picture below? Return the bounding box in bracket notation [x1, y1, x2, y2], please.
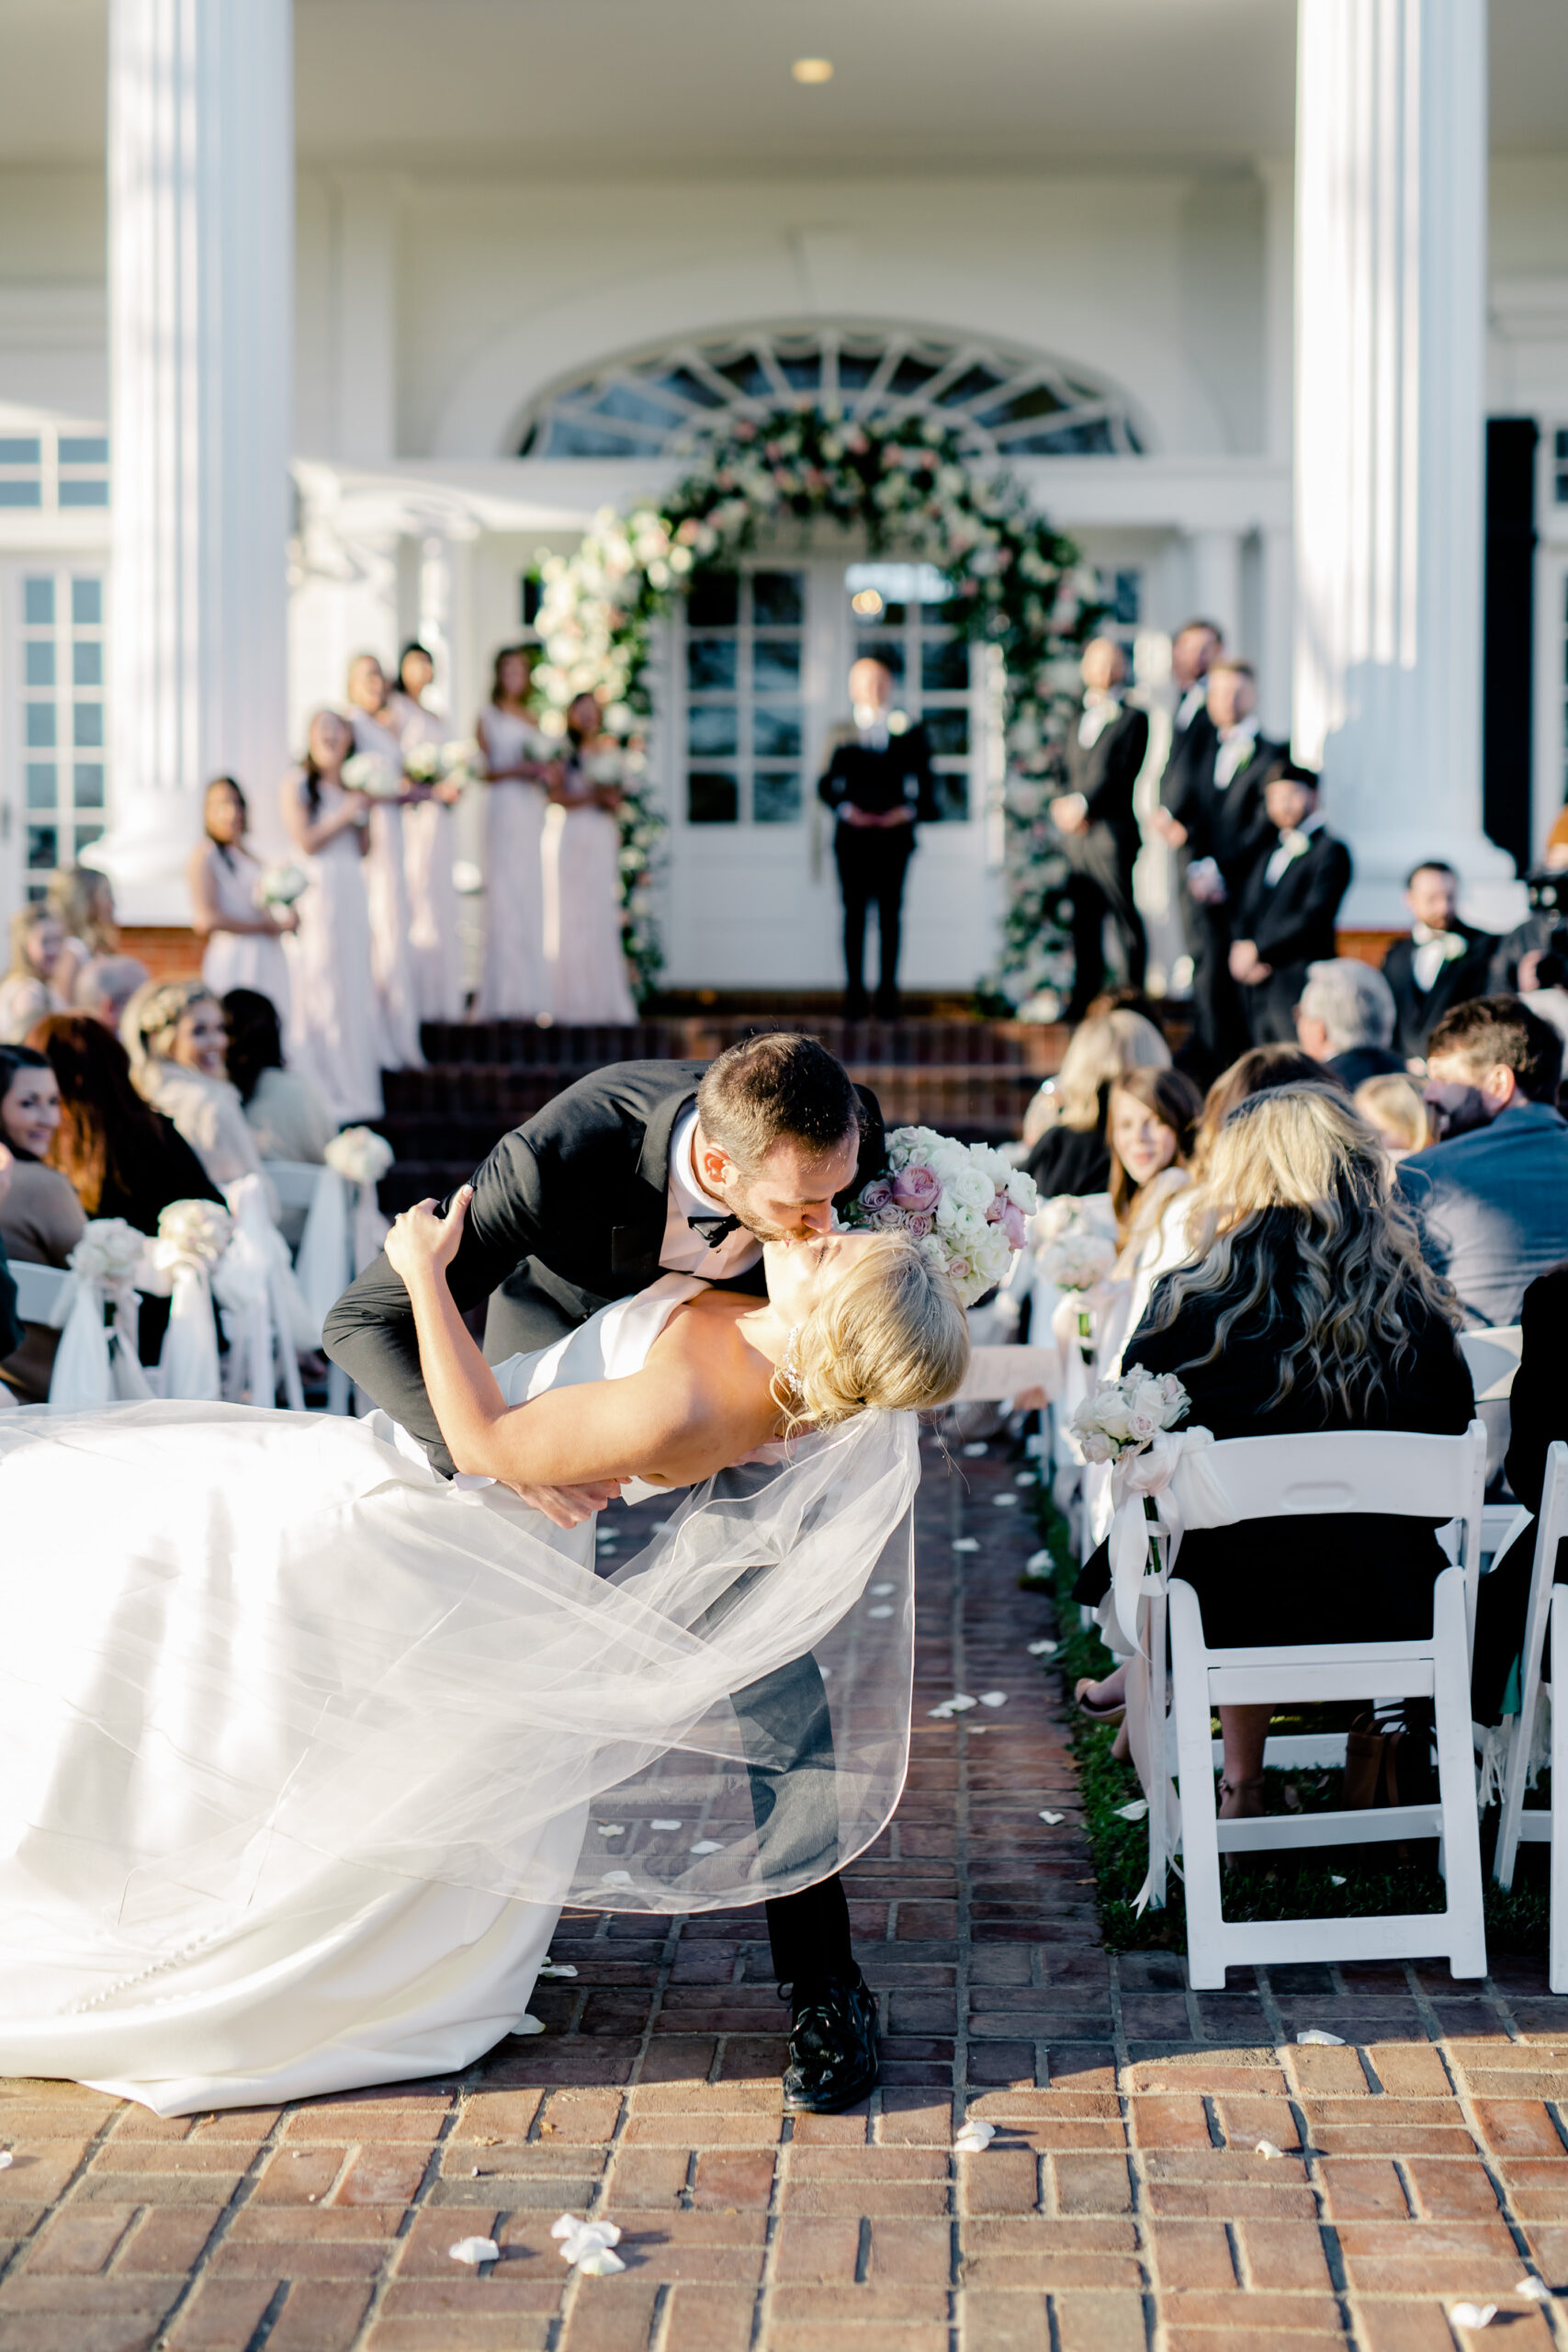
[47, 1218, 152, 1408]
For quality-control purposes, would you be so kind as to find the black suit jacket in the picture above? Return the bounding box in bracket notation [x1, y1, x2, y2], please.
[1381, 924, 1497, 1060]
[1173, 729, 1281, 887]
[818, 725, 938, 825]
[323, 1058, 886, 1474]
[1235, 827, 1353, 978]
[1157, 697, 1217, 826]
[1063, 703, 1148, 839]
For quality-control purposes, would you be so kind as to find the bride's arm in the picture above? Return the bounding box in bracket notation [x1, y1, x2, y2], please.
[387, 1194, 765, 1505]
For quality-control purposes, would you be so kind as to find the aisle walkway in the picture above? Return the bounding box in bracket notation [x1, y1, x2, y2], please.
[4, 1439, 1568, 2351]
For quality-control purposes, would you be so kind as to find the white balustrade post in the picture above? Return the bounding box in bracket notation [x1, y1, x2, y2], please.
[1292, 0, 1520, 928]
[99, 0, 294, 915]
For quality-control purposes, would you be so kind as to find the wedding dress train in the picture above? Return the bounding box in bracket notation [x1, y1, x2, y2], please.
[0, 1276, 917, 2113]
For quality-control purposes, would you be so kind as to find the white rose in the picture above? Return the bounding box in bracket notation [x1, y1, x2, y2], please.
[1006, 1169, 1041, 1214]
[948, 1166, 992, 1214]
[1096, 1396, 1134, 1443]
[1077, 1430, 1114, 1464]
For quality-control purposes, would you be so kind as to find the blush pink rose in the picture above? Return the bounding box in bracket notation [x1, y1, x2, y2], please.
[858, 1177, 894, 1214]
[985, 1194, 1007, 1222]
[1000, 1202, 1028, 1250]
[905, 1211, 935, 1238]
[891, 1164, 941, 1213]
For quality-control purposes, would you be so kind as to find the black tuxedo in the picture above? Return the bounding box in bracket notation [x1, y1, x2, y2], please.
[1164, 727, 1282, 1072]
[1057, 700, 1149, 1018]
[322, 1057, 887, 1992]
[1381, 924, 1497, 1061]
[1157, 692, 1217, 832]
[818, 726, 937, 1013]
[1234, 823, 1353, 1044]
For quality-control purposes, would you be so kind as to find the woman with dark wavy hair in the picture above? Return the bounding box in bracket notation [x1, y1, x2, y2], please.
[1073, 1083, 1473, 1812]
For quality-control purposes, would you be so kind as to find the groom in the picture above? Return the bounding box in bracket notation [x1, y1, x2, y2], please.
[324, 1032, 888, 2112]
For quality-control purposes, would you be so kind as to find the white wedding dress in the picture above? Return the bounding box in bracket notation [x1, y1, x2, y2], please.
[0, 1275, 917, 2116]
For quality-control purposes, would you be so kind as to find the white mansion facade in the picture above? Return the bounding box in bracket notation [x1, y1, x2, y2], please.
[1, 0, 1565, 989]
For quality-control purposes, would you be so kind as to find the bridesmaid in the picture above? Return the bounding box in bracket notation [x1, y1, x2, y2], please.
[475, 645, 555, 1020]
[346, 654, 424, 1070]
[47, 866, 118, 1010]
[188, 776, 295, 1025]
[279, 710, 385, 1125]
[544, 692, 637, 1026]
[389, 642, 466, 1026]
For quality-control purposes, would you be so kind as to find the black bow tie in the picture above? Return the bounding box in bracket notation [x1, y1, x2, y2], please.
[688, 1211, 741, 1249]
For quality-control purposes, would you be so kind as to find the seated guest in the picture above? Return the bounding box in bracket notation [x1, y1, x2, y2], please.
[47, 865, 119, 1010]
[0, 905, 66, 1044]
[0, 1042, 85, 1401]
[1091, 1068, 1204, 1380]
[1075, 1085, 1472, 1808]
[1381, 862, 1495, 1061]
[1228, 763, 1353, 1045]
[1472, 1257, 1568, 1721]
[73, 953, 150, 1033]
[1355, 1073, 1429, 1160]
[1396, 996, 1568, 1329]
[1191, 1045, 1342, 1177]
[1488, 810, 1568, 995]
[1294, 956, 1405, 1087]
[222, 988, 334, 1166]
[1023, 1008, 1169, 1200]
[121, 978, 266, 1192]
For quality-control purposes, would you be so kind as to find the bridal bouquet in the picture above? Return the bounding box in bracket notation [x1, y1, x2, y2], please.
[254, 861, 308, 910]
[325, 1125, 395, 1188]
[1069, 1365, 1189, 1465]
[842, 1125, 1038, 1306]
[342, 751, 403, 800]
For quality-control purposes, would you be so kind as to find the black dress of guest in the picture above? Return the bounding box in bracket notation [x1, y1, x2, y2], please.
[818, 727, 938, 1017]
[1023, 1110, 1112, 1201]
[93, 1113, 225, 1363]
[1074, 1235, 1474, 1646]
[1472, 1261, 1568, 1720]
[1326, 1045, 1409, 1089]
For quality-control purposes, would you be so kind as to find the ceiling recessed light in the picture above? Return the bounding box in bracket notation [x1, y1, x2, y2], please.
[792, 58, 833, 85]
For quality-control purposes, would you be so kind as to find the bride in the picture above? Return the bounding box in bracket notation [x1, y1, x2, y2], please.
[0, 1195, 967, 2115]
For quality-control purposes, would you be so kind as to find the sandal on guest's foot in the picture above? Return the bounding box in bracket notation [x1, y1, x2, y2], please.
[1218, 1774, 1267, 1820]
[1074, 1676, 1125, 1726]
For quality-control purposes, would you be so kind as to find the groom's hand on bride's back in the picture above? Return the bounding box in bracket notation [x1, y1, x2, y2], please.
[502, 1476, 624, 1528]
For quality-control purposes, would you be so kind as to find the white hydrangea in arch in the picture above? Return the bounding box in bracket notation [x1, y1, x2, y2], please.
[516, 323, 1145, 463]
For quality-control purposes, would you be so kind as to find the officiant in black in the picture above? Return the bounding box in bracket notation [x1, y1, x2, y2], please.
[1228, 760, 1353, 1044]
[818, 657, 937, 1020]
[1051, 636, 1149, 1022]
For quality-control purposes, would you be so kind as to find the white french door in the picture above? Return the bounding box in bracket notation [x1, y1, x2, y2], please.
[0, 561, 109, 913]
[660, 555, 996, 990]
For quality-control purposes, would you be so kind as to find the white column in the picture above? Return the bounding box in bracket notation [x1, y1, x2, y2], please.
[1293, 0, 1519, 927]
[333, 176, 399, 465]
[100, 0, 293, 916]
[1188, 528, 1244, 650]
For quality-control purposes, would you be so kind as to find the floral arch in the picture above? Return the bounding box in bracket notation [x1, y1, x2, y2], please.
[530, 407, 1103, 1005]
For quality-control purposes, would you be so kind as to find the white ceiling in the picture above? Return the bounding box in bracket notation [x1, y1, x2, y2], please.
[0, 0, 1562, 175]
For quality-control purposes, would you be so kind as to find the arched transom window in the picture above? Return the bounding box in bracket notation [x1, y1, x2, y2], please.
[516, 324, 1144, 462]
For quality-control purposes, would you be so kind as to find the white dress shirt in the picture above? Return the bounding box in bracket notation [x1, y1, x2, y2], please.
[1262, 809, 1325, 889]
[1175, 682, 1209, 733]
[1077, 689, 1123, 751]
[1213, 717, 1259, 788]
[1411, 923, 1469, 995]
[658, 1103, 764, 1280]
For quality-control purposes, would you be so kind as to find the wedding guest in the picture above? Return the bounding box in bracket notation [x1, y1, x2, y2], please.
[1151, 618, 1222, 841]
[1189, 1045, 1339, 1180]
[222, 988, 334, 1166]
[1488, 811, 1568, 995]
[121, 978, 266, 1192]
[389, 642, 466, 1026]
[1472, 1256, 1568, 1720]
[476, 645, 556, 1020]
[0, 1042, 85, 1402]
[1051, 638, 1149, 1020]
[1229, 762, 1353, 1044]
[1293, 958, 1406, 1088]
[0, 906, 66, 1043]
[280, 709, 385, 1125]
[1160, 661, 1280, 1075]
[1355, 1074, 1429, 1160]
[545, 692, 638, 1025]
[46, 865, 118, 1008]
[818, 656, 937, 1021]
[73, 953, 150, 1033]
[188, 775, 296, 1023]
[1075, 1085, 1472, 1808]
[1108, 1068, 1202, 1251]
[347, 652, 424, 1069]
[1397, 996, 1568, 1328]
[1381, 862, 1496, 1061]
[1022, 1009, 1170, 1199]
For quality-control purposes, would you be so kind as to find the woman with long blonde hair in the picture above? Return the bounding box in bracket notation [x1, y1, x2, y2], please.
[46, 865, 118, 1007]
[0, 905, 66, 1044]
[1072, 1084, 1473, 1809]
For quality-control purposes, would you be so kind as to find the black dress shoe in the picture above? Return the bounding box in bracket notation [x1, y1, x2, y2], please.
[781, 1973, 879, 2113]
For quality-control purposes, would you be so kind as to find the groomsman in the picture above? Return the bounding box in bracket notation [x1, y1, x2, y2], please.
[1228, 761, 1353, 1044]
[1381, 863, 1497, 1062]
[818, 657, 936, 1020]
[1157, 659, 1280, 1072]
[1051, 637, 1148, 1021]
[1152, 617, 1223, 845]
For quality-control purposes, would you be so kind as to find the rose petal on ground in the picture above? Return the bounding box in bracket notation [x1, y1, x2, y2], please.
[871, 1582, 894, 1594]
[979, 1690, 1008, 1706]
[993, 1494, 1019, 1508]
[1016, 1471, 1038, 1486]
[650, 1819, 682, 1831]
[953, 2120, 997, 2152]
[963, 1442, 987, 1457]
[952, 1537, 980, 1553]
[868, 1605, 893, 1617]
[1330, 1874, 1347, 1886]
[1027, 1549, 1052, 1570]
[595, 1824, 626, 1836]
[689, 1839, 722, 1855]
[928, 1702, 955, 1718]
[1450, 2306, 1497, 2330]
[1028, 1638, 1058, 1656]
[1115, 1799, 1149, 1821]
[1038, 1810, 1065, 1825]
[1517, 2278, 1552, 2302]
[1255, 2140, 1284, 2160]
[537, 1961, 578, 1978]
[602, 1869, 633, 1883]
[448, 2237, 500, 2266]
[1295, 2029, 1345, 2046]
[576, 2247, 626, 2276]
[946, 1694, 978, 1711]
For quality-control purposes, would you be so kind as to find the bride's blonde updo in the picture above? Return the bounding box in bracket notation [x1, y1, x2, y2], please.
[781, 1233, 970, 1430]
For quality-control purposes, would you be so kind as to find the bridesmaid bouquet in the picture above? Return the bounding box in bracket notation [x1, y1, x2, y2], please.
[255, 862, 308, 910]
[1068, 1366, 1190, 1465]
[342, 751, 403, 799]
[1034, 1201, 1117, 1362]
[841, 1125, 1038, 1307]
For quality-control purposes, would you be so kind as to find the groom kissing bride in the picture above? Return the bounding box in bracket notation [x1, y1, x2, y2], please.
[0, 1030, 978, 2118]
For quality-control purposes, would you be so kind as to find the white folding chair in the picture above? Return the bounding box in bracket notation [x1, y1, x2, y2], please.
[1493, 1442, 1568, 1889]
[1551, 1586, 1568, 1992]
[1168, 1420, 1489, 1988]
[8, 1261, 69, 1325]
[1459, 1325, 1526, 1559]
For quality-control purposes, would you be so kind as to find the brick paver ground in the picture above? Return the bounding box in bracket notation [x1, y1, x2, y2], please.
[6, 1432, 1568, 2350]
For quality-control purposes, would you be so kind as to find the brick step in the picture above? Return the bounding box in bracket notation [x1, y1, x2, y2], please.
[416, 1015, 1068, 1072]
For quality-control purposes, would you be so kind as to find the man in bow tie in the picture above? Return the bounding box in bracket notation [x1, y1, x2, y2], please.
[1227, 760, 1353, 1043]
[818, 656, 937, 1020]
[1051, 636, 1149, 1020]
[1380, 862, 1497, 1062]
